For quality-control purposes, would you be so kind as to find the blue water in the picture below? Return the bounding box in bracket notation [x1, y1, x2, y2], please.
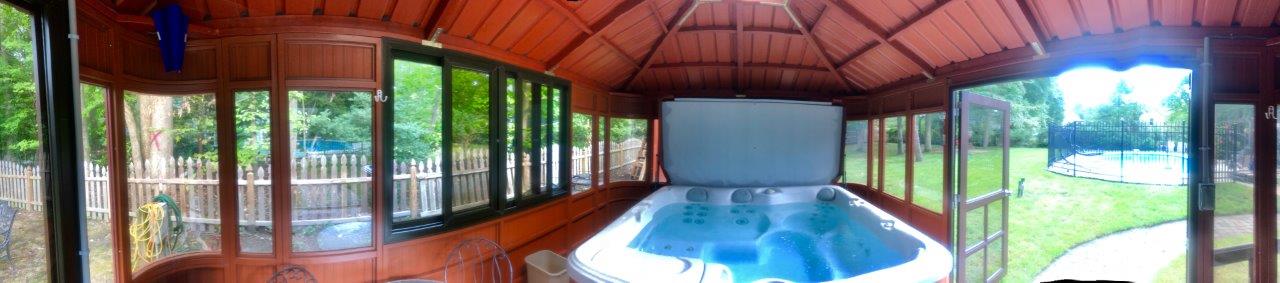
[627, 202, 909, 282]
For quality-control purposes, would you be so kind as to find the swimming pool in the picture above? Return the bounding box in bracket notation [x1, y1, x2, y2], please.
[568, 185, 952, 282]
[1048, 151, 1188, 185]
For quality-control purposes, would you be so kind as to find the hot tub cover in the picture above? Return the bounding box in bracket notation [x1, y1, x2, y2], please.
[661, 99, 842, 187]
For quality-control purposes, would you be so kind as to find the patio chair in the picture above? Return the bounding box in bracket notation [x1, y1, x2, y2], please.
[0, 201, 15, 261]
[444, 237, 513, 283]
[266, 264, 317, 283]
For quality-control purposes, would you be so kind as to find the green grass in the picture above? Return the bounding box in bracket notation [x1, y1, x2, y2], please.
[846, 147, 1234, 282]
[1155, 232, 1253, 282]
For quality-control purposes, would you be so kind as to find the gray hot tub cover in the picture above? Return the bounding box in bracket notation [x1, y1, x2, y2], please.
[660, 98, 843, 188]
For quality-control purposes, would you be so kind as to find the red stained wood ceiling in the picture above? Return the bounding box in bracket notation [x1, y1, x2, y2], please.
[108, 0, 1280, 95]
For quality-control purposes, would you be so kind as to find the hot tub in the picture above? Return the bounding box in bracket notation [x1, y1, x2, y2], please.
[569, 185, 950, 282]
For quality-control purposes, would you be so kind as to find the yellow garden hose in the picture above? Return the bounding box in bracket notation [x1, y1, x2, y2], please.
[129, 202, 165, 266]
[129, 194, 184, 267]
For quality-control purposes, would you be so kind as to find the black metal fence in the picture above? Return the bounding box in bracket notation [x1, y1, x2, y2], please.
[1046, 121, 1190, 185]
[1046, 121, 1253, 185]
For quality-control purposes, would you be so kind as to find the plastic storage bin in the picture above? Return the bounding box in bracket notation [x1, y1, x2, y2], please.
[525, 250, 568, 283]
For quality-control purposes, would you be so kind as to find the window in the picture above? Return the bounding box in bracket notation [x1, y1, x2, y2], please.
[912, 113, 945, 212]
[571, 113, 593, 193]
[541, 86, 563, 193]
[288, 90, 373, 252]
[843, 120, 868, 184]
[504, 76, 525, 201]
[869, 119, 878, 189]
[391, 58, 444, 224]
[884, 116, 906, 198]
[0, 6, 49, 279]
[609, 118, 648, 182]
[235, 90, 272, 253]
[596, 117, 605, 186]
[381, 40, 571, 240]
[80, 83, 115, 281]
[450, 67, 491, 213]
[123, 91, 220, 269]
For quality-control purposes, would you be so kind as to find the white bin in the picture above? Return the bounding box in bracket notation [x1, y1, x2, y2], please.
[525, 250, 568, 283]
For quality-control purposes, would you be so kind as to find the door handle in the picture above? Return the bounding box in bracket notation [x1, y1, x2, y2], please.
[1199, 183, 1215, 211]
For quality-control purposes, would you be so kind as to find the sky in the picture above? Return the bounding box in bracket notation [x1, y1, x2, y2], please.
[1055, 65, 1192, 124]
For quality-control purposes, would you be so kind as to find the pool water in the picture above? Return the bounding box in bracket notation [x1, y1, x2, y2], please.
[627, 202, 909, 282]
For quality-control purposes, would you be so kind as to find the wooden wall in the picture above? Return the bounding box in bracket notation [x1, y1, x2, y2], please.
[77, 2, 659, 282]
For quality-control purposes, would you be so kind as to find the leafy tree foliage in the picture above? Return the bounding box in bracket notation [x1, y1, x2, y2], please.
[966, 77, 1065, 147]
[0, 7, 36, 163]
[1079, 81, 1145, 125]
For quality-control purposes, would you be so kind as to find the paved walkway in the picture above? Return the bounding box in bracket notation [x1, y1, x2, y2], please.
[1032, 214, 1254, 283]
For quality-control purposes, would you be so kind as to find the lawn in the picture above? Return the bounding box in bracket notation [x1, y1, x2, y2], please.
[844, 147, 1243, 282]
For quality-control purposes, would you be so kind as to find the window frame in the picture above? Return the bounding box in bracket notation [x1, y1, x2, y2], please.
[380, 39, 571, 243]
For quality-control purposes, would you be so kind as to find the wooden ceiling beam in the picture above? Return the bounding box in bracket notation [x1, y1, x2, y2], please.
[680, 25, 804, 36]
[782, 1, 854, 91]
[421, 0, 453, 40]
[1011, 0, 1049, 55]
[622, 0, 705, 90]
[652, 61, 829, 72]
[544, 0, 646, 71]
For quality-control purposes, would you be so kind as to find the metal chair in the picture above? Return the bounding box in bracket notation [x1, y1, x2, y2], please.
[266, 264, 318, 283]
[0, 201, 16, 261]
[444, 238, 513, 283]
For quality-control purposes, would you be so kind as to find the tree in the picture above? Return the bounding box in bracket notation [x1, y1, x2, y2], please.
[0, 7, 37, 163]
[1163, 76, 1191, 125]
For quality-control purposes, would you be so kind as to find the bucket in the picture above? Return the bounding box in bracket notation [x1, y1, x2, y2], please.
[525, 250, 568, 283]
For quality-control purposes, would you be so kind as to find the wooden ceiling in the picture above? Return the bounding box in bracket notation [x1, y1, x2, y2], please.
[105, 0, 1280, 95]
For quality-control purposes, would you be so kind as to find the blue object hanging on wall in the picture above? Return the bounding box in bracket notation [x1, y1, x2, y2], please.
[150, 4, 188, 72]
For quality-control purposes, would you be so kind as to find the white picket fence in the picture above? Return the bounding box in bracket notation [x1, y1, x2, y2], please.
[0, 139, 646, 228]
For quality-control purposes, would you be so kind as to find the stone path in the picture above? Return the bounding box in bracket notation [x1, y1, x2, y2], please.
[1031, 214, 1254, 283]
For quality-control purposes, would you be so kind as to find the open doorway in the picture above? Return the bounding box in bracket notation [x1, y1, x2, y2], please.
[953, 65, 1194, 282]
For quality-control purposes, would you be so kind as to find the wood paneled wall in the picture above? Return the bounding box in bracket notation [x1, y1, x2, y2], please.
[77, 4, 658, 282]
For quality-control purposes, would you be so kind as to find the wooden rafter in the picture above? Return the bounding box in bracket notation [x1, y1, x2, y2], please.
[781, 1, 854, 92]
[421, 0, 453, 39]
[821, 0, 947, 79]
[622, 0, 704, 90]
[652, 61, 828, 72]
[681, 25, 804, 36]
[1011, 0, 1049, 54]
[544, 0, 646, 70]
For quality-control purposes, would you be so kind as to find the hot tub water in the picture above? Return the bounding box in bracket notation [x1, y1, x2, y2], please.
[628, 202, 910, 282]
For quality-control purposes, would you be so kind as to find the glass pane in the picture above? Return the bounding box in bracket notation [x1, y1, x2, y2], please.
[504, 77, 520, 200]
[869, 119, 878, 189]
[843, 120, 868, 184]
[540, 86, 562, 193]
[966, 107, 1005, 199]
[234, 90, 272, 253]
[0, 7, 47, 279]
[596, 117, 605, 185]
[912, 113, 945, 212]
[609, 118, 648, 182]
[571, 113, 592, 193]
[288, 90, 373, 252]
[520, 81, 537, 198]
[80, 83, 115, 281]
[123, 91, 220, 269]
[450, 67, 490, 212]
[884, 116, 906, 199]
[1213, 104, 1254, 281]
[391, 59, 444, 223]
